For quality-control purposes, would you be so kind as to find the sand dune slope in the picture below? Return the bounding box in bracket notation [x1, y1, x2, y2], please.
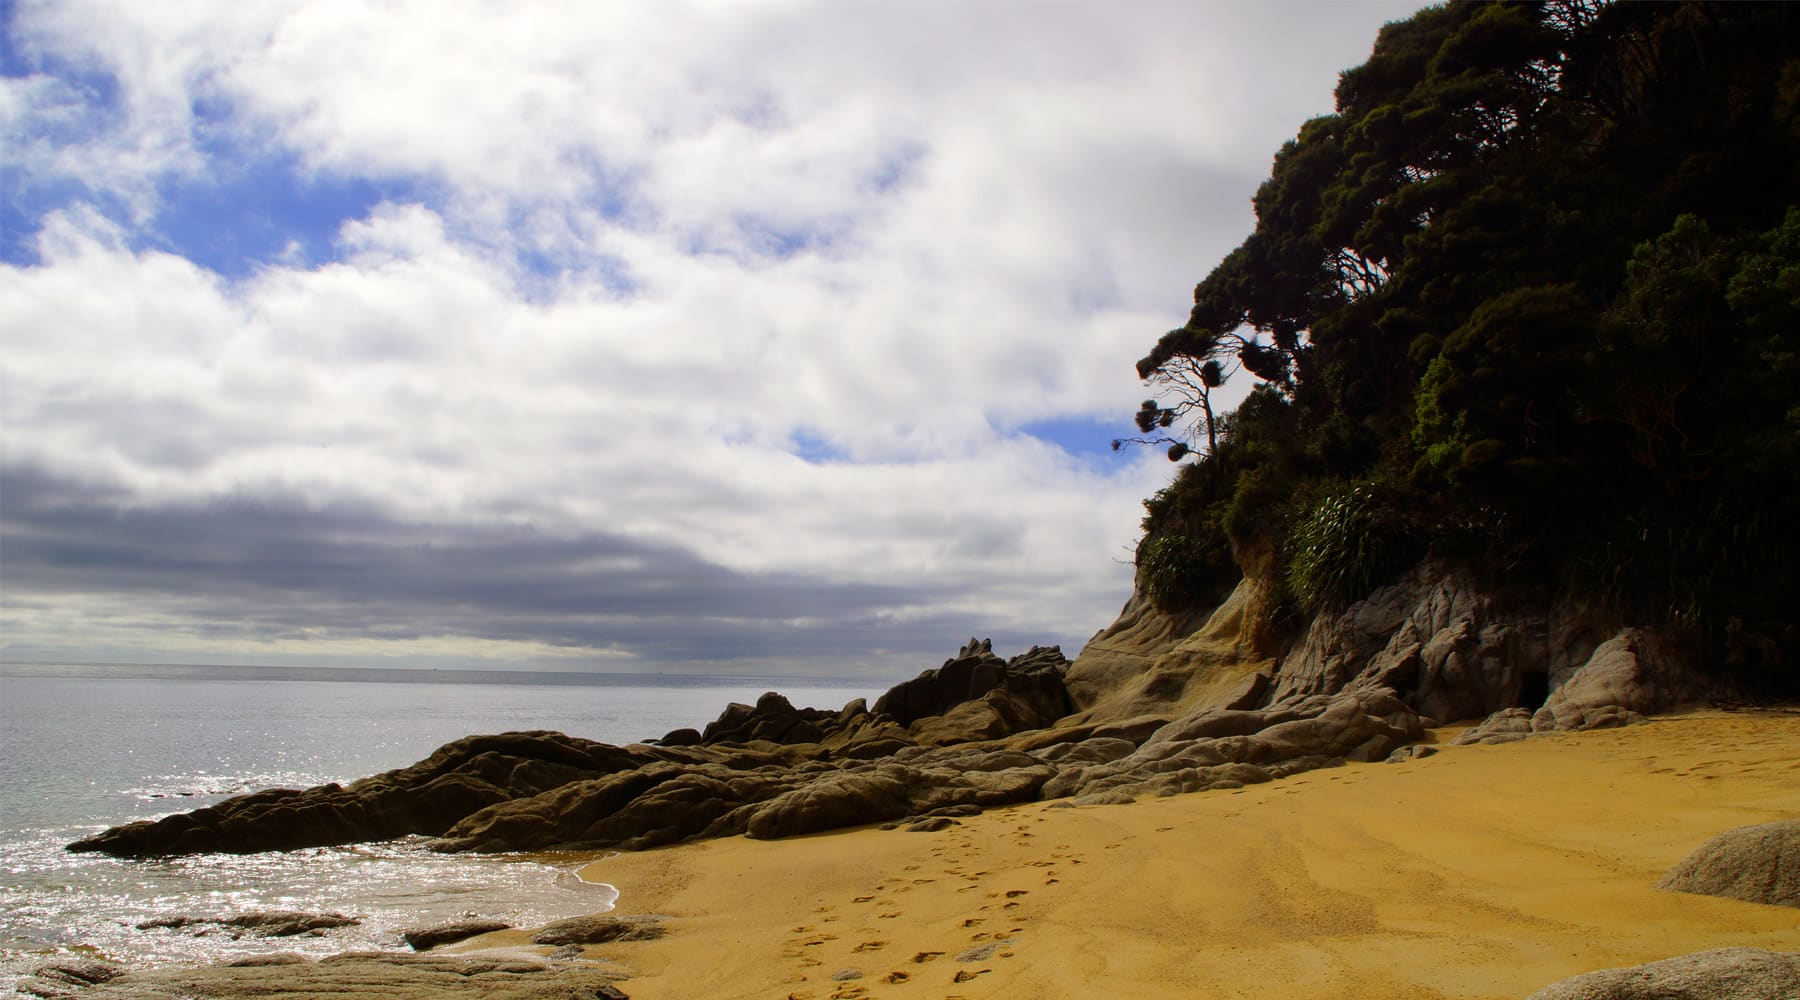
[568, 710, 1800, 999]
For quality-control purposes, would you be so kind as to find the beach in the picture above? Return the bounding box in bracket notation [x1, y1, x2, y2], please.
[477, 709, 1800, 999]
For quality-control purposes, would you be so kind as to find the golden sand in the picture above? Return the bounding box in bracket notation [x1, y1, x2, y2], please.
[530, 710, 1798, 999]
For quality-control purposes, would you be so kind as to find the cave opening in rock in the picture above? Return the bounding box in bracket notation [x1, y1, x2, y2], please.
[1518, 670, 1550, 710]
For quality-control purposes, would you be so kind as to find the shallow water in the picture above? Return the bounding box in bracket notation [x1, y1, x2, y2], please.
[0, 664, 880, 988]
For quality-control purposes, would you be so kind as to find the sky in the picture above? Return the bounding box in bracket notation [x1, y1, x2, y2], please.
[1, 0, 1422, 680]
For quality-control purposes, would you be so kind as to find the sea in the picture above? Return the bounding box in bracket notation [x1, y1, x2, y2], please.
[0, 662, 884, 991]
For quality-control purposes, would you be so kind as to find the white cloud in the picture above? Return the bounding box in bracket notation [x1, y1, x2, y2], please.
[2, 0, 1423, 673]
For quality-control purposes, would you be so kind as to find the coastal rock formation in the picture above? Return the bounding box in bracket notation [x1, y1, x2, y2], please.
[18, 953, 629, 1000]
[1656, 820, 1800, 909]
[69, 558, 1729, 862]
[1525, 948, 1800, 1000]
[400, 918, 511, 951]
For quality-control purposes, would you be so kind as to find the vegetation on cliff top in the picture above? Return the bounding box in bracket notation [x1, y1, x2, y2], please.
[1131, 0, 1797, 683]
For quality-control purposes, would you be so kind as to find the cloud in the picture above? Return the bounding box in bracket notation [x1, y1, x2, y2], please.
[1, 0, 1423, 676]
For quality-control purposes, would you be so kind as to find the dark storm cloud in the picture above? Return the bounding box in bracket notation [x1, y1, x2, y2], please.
[0, 463, 999, 665]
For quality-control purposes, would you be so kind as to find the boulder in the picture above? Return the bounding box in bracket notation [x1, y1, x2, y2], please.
[1656, 820, 1800, 908]
[1533, 629, 1704, 732]
[1526, 948, 1800, 1000]
[401, 918, 512, 950]
[529, 914, 664, 946]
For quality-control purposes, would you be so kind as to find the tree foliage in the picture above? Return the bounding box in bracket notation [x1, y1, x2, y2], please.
[1132, 0, 1800, 680]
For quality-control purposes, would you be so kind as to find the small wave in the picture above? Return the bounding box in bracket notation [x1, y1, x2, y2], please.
[119, 771, 339, 804]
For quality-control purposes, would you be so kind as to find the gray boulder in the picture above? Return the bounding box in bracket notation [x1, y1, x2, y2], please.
[1657, 820, 1800, 908]
[1526, 948, 1800, 999]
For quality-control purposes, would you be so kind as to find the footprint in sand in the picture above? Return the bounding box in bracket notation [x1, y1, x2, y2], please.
[883, 971, 910, 983]
[962, 918, 983, 928]
[912, 950, 945, 963]
[852, 940, 886, 953]
[953, 968, 990, 982]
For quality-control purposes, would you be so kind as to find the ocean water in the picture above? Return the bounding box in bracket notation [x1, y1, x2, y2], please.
[0, 663, 882, 989]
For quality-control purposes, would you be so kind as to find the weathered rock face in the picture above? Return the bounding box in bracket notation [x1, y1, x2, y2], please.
[18, 953, 630, 1000]
[1525, 948, 1800, 1000]
[1656, 820, 1800, 909]
[874, 640, 1073, 745]
[1071, 558, 1722, 740]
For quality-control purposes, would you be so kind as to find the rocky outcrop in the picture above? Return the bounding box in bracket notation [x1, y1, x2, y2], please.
[67, 643, 1076, 859]
[1070, 558, 1722, 741]
[69, 732, 658, 857]
[1525, 948, 1800, 1000]
[400, 918, 511, 951]
[68, 554, 1729, 862]
[874, 640, 1073, 745]
[1656, 820, 1800, 909]
[17, 953, 629, 1000]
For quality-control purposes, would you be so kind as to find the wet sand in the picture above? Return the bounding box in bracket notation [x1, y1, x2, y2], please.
[517, 709, 1797, 999]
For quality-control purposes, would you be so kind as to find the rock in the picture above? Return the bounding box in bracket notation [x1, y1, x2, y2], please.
[873, 640, 1073, 744]
[18, 953, 631, 999]
[1532, 629, 1702, 732]
[401, 917, 512, 950]
[1063, 578, 1279, 723]
[529, 914, 665, 946]
[1526, 947, 1800, 999]
[1385, 744, 1437, 762]
[1276, 563, 1549, 721]
[1656, 820, 1800, 908]
[71, 731, 655, 858]
[27, 961, 125, 986]
[831, 968, 863, 981]
[136, 911, 360, 938]
[1450, 707, 1537, 746]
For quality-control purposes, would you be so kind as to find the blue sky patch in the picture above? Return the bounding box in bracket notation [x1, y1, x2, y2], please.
[788, 429, 849, 465]
[1016, 414, 1142, 460]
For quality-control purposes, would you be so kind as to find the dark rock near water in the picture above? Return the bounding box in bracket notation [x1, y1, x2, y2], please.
[401, 917, 512, 950]
[135, 911, 359, 938]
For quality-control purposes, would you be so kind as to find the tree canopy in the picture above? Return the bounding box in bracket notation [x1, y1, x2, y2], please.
[1133, 0, 1798, 683]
